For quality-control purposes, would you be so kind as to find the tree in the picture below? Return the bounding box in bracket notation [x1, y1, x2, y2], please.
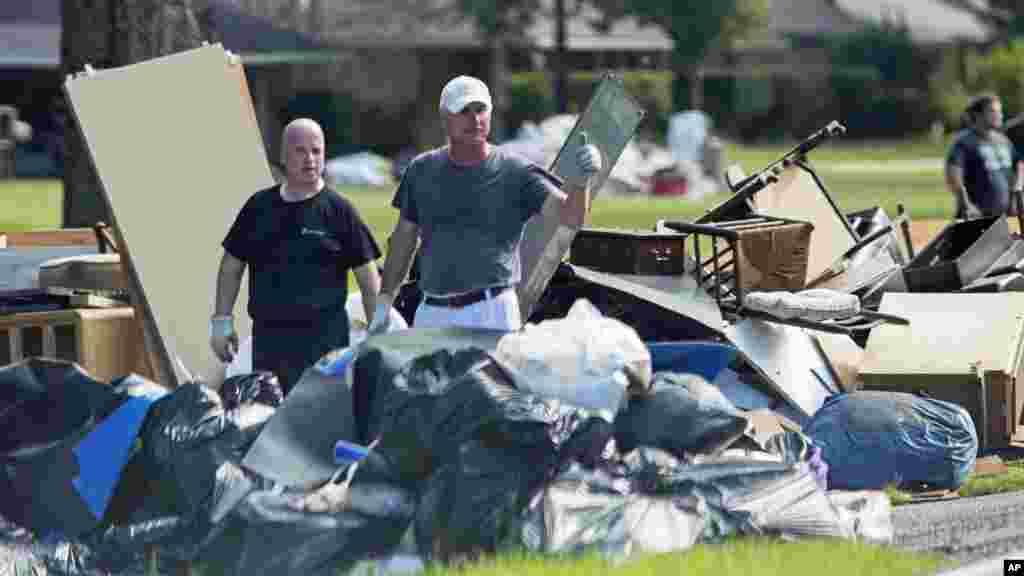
[61, 0, 204, 228]
[455, 0, 545, 140]
[588, 0, 768, 110]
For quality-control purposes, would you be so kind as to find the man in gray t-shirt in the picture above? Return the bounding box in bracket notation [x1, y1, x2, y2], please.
[369, 75, 602, 331]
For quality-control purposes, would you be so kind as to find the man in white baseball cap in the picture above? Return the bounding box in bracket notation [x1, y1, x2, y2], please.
[369, 74, 602, 333]
[439, 75, 493, 115]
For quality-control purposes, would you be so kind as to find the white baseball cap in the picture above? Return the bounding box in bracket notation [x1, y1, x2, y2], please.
[439, 75, 492, 114]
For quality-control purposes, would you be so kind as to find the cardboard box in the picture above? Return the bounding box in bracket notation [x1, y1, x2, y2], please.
[859, 292, 1024, 449]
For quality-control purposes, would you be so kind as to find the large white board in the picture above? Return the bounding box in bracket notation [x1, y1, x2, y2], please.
[64, 44, 274, 386]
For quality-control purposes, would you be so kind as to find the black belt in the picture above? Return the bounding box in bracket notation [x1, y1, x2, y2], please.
[423, 285, 511, 309]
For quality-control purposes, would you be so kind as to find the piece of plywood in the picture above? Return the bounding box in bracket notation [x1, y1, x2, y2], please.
[517, 73, 645, 320]
[861, 293, 1024, 376]
[64, 44, 273, 387]
[725, 319, 839, 424]
[752, 165, 856, 284]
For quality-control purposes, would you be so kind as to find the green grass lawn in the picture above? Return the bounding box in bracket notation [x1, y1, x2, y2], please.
[723, 136, 949, 170]
[413, 538, 951, 576]
[0, 178, 63, 232]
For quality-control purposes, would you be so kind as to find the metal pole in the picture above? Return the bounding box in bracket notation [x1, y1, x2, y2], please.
[554, 0, 568, 114]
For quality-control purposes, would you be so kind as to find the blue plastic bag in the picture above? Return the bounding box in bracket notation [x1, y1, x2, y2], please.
[806, 391, 978, 490]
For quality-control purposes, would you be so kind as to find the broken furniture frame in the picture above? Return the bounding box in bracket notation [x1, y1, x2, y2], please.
[658, 219, 909, 335]
[697, 121, 848, 225]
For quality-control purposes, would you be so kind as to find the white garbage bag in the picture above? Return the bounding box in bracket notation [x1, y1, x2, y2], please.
[493, 298, 652, 414]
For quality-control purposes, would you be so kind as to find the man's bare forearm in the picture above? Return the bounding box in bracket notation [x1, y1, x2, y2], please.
[353, 261, 381, 321]
[214, 252, 245, 317]
[379, 220, 419, 298]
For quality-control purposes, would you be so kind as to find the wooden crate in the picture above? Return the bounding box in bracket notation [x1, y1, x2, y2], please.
[0, 307, 153, 383]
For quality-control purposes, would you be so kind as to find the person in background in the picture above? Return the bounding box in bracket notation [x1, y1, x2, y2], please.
[945, 92, 1024, 219]
[210, 118, 381, 394]
[369, 75, 602, 334]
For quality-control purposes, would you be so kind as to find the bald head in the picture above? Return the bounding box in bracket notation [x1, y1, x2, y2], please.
[282, 118, 324, 157]
[281, 118, 325, 189]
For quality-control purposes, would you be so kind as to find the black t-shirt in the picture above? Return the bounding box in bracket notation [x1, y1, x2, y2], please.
[223, 185, 381, 321]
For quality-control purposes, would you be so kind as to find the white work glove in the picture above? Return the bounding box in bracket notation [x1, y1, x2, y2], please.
[368, 301, 393, 335]
[575, 132, 603, 177]
[210, 315, 238, 363]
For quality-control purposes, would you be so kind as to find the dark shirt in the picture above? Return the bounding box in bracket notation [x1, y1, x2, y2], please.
[946, 129, 1020, 216]
[223, 184, 381, 321]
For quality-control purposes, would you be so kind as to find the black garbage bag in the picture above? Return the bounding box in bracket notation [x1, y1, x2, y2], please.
[229, 448, 419, 576]
[219, 371, 283, 411]
[414, 432, 555, 564]
[137, 383, 250, 518]
[553, 411, 617, 471]
[806, 391, 978, 490]
[366, 346, 561, 485]
[0, 358, 137, 537]
[88, 382, 270, 566]
[614, 372, 749, 459]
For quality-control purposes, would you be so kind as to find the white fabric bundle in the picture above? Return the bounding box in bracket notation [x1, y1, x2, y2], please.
[744, 289, 861, 322]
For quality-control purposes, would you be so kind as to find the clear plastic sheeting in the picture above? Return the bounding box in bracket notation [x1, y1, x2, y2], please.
[806, 392, 979, 490]
[827, 490, 894, 545]
[521, 477, 708, 558]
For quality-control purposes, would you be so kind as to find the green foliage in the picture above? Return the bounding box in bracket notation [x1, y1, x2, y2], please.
[506, 70, 673, 139]
[455, 0, 542, 35]
[822, 20, 935, 136]
[971, 39, 1024, 116]
[281, 92, 355, 158]
[930, 39, 1024, 131]
[825, 20, 920, 86]
[589, 0, 768, 110]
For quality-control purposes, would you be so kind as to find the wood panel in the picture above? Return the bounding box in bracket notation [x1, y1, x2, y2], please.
[63, 44, 274, 387]
[3, 228, 99, 247]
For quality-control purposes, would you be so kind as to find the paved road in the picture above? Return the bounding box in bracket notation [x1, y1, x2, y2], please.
[895, 490, 1024, 566]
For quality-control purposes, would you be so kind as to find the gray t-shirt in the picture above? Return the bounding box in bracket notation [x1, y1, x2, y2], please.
[392, 147, 557, 295]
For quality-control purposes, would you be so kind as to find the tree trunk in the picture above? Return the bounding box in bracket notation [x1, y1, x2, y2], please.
[61, 0, 203, 228]
[489, 34, 508, 141]
[671, 59, 702, 112]
[553, 0, 568, 114]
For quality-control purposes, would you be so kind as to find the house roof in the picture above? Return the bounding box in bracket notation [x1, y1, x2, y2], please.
[834, 0, 995, 43]
[319, 0, 486, 49]
[318, 0, 673, 51]
[198, 0, 340, 64]
[528, 1, 674, 51]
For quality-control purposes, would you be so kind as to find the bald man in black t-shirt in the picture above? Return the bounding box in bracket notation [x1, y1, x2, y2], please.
[210, 118, 381, 393]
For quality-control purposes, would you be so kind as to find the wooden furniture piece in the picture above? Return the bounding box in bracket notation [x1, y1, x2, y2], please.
[0, 307, 153, 383]
[860, 292, 1024, 450]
